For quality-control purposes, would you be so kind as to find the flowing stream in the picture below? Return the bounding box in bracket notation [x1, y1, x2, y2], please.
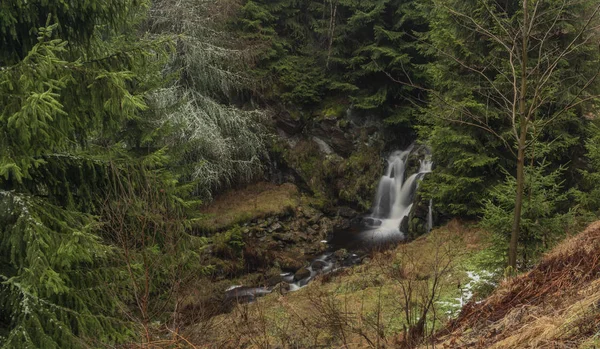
[226, 147, 432, 302]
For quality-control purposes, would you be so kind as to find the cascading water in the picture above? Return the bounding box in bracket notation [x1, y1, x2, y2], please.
[363, 149, 432, 242]
[427, 199, 433, 232]
[225, 147, 433, 303]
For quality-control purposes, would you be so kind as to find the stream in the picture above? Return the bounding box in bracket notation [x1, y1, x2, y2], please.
[225, 148, 433, 303]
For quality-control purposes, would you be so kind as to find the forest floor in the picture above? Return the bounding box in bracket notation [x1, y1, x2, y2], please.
[189, 183, 600, 348]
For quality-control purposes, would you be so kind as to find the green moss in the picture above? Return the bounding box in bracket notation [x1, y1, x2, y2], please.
[313, 98, 349, 122]
[212, 225, 245, 259]
[336, 136, 384, 210]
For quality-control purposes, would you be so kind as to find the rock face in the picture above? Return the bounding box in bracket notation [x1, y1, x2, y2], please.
[406, 191, 435, 240]
[276, 110, 305, 135]
[270, 104, 388, 213]
[311, 119, 353, 157]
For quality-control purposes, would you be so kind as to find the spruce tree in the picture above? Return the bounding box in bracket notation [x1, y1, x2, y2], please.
[0, 1, 177, 347]
[422, 0, 600, 267]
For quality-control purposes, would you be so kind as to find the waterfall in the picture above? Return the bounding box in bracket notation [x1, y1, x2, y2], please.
[225, 148, 435, 302]
[365, 149, 432, 242]
[427, 199, 433, 232]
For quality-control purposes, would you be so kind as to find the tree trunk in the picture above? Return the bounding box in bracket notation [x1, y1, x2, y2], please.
[509, 124, 527, 269]
[509, 0, 529, 270]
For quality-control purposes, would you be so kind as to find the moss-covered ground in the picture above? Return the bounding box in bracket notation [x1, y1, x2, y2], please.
[198, 182, 299, 232]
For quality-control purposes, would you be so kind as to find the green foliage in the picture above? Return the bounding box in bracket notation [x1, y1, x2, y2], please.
[0, 0, 210, 347]
[575, 122, 600, 216]
[212, 225, 246, 259]
[480, 163, 574, 267]
[236, 0, 428, 120]
[147, 0, 269, 200]
[420, 125, 499, 217]
[422, 0, 600, 217]
[0, 191, 127, 348]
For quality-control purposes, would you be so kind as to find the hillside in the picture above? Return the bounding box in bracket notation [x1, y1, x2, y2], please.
[432, 221, 600, 349]
[183, 220, 492, 348]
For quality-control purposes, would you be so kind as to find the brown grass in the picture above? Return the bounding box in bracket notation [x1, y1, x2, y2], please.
[434, 220, 600, 349]
[198, 182, 299, 232]
[183, 220, 490, 348]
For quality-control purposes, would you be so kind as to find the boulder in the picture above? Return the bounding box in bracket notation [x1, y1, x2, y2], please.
[311, 260, 328, 271]
[311, 119, 353, 157]
[337, 206, 357, 218]
[333, 248, 349, 260]
[276, 110, 305, 135]
[294, 267, 311, 281]
[272, 233, 296, 244]
[400, 216, 409, 235]
[269, 222, 283, 232]
[265, 275, 283, 287]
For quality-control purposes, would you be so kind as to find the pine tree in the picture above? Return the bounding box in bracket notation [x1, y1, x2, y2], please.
[147, 0, 269, 200]
[334, 0, 427, 124]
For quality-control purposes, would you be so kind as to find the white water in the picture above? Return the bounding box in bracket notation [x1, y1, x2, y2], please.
[365, 149, 432, 241]
[427, 199, 433, 232]
[224, 148, 434, 303]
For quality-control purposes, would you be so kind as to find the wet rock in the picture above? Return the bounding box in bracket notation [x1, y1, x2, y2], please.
[276, 282, 291, 295]
[337, 206, 357, 218]
[334, 218, 351, 231]
[319, 217, 334, 233]
[276, 110, 305, 135]
[276, 254, 305, 271]
[294, 267, 311, 281]
[305, 244, 328, 255]
[311, 119, 353, 157]
[272, 233, 295, 243]
[265, 275, 283, 287]
[400, 216, 409, 235]
[405, 145, 431, 176]
[311, 260, 328, 271]
[306, 209, 323, 224]
[407, 191, 432, 240]
[333, 248, 349, 260]
[363, 217, 382, 227]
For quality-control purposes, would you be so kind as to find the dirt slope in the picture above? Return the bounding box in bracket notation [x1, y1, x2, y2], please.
[432, 221, 600, 349]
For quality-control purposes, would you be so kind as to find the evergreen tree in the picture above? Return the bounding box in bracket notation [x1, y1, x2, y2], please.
[422, 0, 600, 268]
[236, 0, 428, 125]
[148, 0, 269, 200]
[0, 1, 181, 347]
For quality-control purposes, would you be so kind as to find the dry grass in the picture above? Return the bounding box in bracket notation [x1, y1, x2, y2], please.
[183, 220, 490, 348]
[198, 182, 299, 232]
[434, 221, 600, 349]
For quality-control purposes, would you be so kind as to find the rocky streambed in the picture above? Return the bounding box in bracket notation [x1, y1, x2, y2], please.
[207, 204, 366, 304]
